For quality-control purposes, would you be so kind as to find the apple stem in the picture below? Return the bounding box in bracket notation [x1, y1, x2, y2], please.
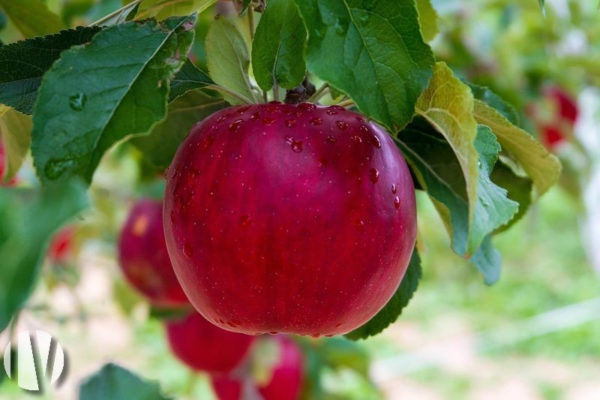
[338, 98, 355, 108]
[273, 81, 280, 102]
[248, 8, 255, 41]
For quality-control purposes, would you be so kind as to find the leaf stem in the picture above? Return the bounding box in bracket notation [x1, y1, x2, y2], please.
[248, 8, 255, 41]
[273, 81, 280, 102]
[338, 98, 355, 108]
[308, 83, 329, 103]
[206, 84, 255, 104]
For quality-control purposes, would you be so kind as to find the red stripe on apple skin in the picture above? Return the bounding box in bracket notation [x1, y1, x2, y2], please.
[165, 102, 417, 337]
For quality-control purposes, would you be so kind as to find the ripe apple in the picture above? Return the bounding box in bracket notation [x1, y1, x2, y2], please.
[166, 311, 255, 373]
[118, 198, 189, 307]
[211, 335, 304, 400]
[164, 102, 417, 336]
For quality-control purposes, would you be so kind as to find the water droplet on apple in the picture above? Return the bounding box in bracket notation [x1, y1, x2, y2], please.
[309, 117, 323, 126]
[228, 119, 243, 132]
[394, 196, 401, 209]
[285, 119, 297, 128]
[183, 242, 194, 258]
[336, 121, 349, 130]
[370, 134, 382, 148]
[391, 184, 397, 194]
[326, 135, 337, 144]
[369, 168, 379, 183]
[286, 136, 303, 153]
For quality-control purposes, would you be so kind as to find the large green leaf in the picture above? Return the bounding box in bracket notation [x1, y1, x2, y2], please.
[169, 59, 213, 102]
[32, 16, 196, 185]
[473, 99, 561, 196]
[205, 18, 257, 104]
[0, 26, 102, 115]
[416, 0, 439, 42]
[79, 364, 171, 400]
[346, 250, 421, 340]
[0, 106, 31, 182]
[136, 0, 216, 20]
[0, 180, 88, 332]
[415, 62, 480, 253]
[132, 90, 226, 169]
[295, 0, 434, 131]
[0, 0, 64, 38]
[252, 0, 307, 91]
[397, 119, 517, 283]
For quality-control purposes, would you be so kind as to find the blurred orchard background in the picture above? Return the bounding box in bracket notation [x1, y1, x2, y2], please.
[2, 0, 600, 399]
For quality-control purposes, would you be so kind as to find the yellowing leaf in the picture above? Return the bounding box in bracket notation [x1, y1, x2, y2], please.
[0, 0, 63, 38]
[415, 62, 479, 252]
[0, 107, 32, 182]
[473, 99, 561, 195]
[136, 0, 216, 20]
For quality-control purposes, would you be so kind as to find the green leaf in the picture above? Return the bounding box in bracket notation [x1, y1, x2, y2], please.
[149, 305, 193, 321]
[468, 83, 519, 126]
[416, 0, 439, 42]
[205, 18, 257, 104]
[471, 125, 519, 246]
[169, 59, 213, 102]
[397, 119, 517, 282]
[132, 90, 226, 169]
[295, 0, 434, 131]
[346, 250, 421, 340]
[415, 62, 479, 253]
[0, 180, 88, 332]
[32, 16, 196, 185]
[470, 236, 501, 285]
[319, 337, 370, 377]
[491, 162, 533, 233]
[80, 363, 172, 400]
[0, 26, 102, 114]
[0, 0, 64, 38]
[251, 0, 307, 91]
[473, 99, 561, 196]
[136, 0, 217, 20]
[0, 106, 31, 182]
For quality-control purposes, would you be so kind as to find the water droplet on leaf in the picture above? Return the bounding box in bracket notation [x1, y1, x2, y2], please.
[69, 92, 87, 111]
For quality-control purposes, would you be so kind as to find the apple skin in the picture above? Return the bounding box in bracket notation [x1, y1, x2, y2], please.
[166, 311, 255, 373]
[118, 199, 189, 307]
[164, 102, 417, 336]
[211, 336, 304, 400]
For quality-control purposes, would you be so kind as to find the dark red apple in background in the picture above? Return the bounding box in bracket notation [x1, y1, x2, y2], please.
[118, 199, 189, 307]
[164, 102, 417, 336]
[166, 311, 255, 373]
[47, 226, 76, 264]
[211, 336, 304, 400]
[531, 86, 579, 150]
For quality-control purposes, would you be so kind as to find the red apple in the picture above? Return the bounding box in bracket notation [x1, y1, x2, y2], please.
[118, 198, 189, 307]
[164, 102, 417, 336]
[48, 226, 76, 264]
[540, 125, 566, 150]
[166, 311, 255, 373]
[211, 336, 304, 400]
[544, 86, 578, 125]
[257, 336, 303, 400]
